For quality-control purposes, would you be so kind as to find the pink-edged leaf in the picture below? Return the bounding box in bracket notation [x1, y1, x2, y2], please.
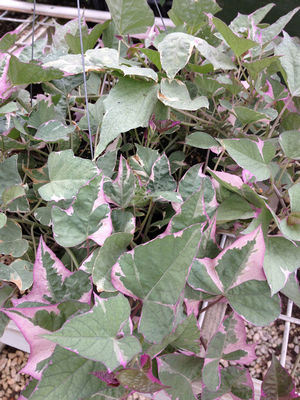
[52, 173, 112, 247]
[91, 371, 120, 386]
[147, 153, 176, 193]
[190, 227, 265, 294]
[111, 224, 202, 343]
[157, 353, 204, 400]
[103, 155, 136, 208]
[202, 366, 254, 400]
[2, 305, 59, 379]
[202, 312, 255, 391]
[116, 354, 167, 394]
[43, 294, 142, 372]
[12, 237, 92, 307]
[261, 354, 299, 399]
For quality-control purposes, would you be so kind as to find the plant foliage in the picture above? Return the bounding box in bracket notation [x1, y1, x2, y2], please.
[0, 2, 299, 399]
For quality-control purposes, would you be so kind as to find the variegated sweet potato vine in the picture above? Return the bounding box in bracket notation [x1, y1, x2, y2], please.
[0, 0, 300, 399]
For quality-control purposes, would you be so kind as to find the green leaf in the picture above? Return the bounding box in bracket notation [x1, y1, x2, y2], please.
[97, 150, 117, 178]
[65, 22, 110, 54]
[0, 32, 18, 51]
[83, 387, 126, 400]
[95, 78, 158, 157]
[244, 56, 280, 78]
[44, 294, 141, 371]
[279, 183, 300, 240]
[212, 17, 257, 58]
[147, 154, 176, 193]
[169, 188, 216, 233]
[217, 194, 254, 223]
[227, 280, 280, 326]
[275, 33, 300, 97]
[35, 120, 75, 142]
[202, 366, 253, 400]
[234, 106, 277, 125]
[195, 39, 235, 71]
[264, 237, 300, 295]
[147, 315, 201, 357]
[112, 225, 202, 342]
[117, 368, 166, 393]
[78, 98, 105, 133]
[34, 207, 52, 226]
[0, 220, 28, 257]
[85, 232, 132, 292]
[185, 131, 220, 150]
[221, 138, 275, 181]
[168, 0, 221, 34]
[260, 7, 300, 44]
[28, 100, 59, 128]
[188, 259, 222, 296]
[158, 33, 196, 79]
[0, 213, 7, 228]
[52, 174, 111, 247]
[8, 55, 63, 85]
[29, 347, 106, 400]
[129, 144, 159, 182]
[105, 0, 154, 35]
[2, 185, 26, 207]
[38, 150, 98, 201]
[0, 155, 22, 203]
[280, 273, 300, 308]
[103, 156, 135, 208]
[262, 354, 294, 400]
[0, 259, 33, 291]
[0, 102, 18, 115]
[158, 354, 204, 400]
[229, 4, 275, 33]
[111, 209, 135, 233]
[159, 79, 208, 111]
[280, 130, 300, 159]
[202, 313, 255, 391]
[140, 48, 162, 70]
[178, 164, 215, 201]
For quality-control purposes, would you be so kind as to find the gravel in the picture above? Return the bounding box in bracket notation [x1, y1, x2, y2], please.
[1, 320, 298, 398]
[0, 347, 30, 400]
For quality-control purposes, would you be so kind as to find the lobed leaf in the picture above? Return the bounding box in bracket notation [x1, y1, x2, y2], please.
[202, 313, 255, 391]
[0, 220, 28, 257]
[44, 294, 142, 371]
[103, 155, 136, 208]
[52, 174, 112, 247]
[38, 150, 98, 202]
[112, 225, 202, 342]
[29, 347, 106, 400]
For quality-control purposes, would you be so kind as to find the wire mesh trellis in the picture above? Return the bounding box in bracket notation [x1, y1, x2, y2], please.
[0, 4, 299, 398]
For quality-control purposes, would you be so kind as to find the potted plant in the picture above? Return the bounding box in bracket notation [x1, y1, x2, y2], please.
[0, 0, 299, 399]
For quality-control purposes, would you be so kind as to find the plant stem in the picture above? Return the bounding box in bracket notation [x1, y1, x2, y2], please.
[267, 97, 293, 138]
[198, 295, 224, 314]
[65, 247, 79, 270]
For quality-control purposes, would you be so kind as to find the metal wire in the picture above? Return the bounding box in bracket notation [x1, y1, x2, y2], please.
[153, 0, 167, 31]
[280, 299, 293, 367]
[76, 0, 94, 159]
[30, 0, 36, 106]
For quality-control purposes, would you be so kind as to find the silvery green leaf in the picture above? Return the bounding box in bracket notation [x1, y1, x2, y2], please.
[0, 259, 33, 291]
[52, 174, 112, 247]
[0, 220, 28, 257]
[105, 0, 154, 35]
[38, 150, 98, 201]
[95, 78, 158, 157]
[275, 32, 300, 97]
[158, 33, 196, 79]
[35, 120, 75, 142]
[29, 347, 106, 400]
[44, 294, 142, 371]
[112, 225, 202, 342]
[158, 79, 208, 111]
